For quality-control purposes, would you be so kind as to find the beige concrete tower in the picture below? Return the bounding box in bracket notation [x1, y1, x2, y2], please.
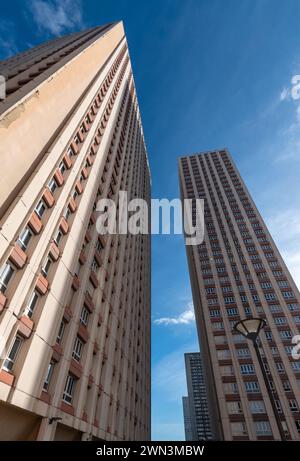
[0, 22, 151, 441]
[179, 149, 300, 440]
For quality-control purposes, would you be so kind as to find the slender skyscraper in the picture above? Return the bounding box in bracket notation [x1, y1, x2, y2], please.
[179, 149, 300, 440]
[0, 22, 151, 441]
[182, 352, 212, 441]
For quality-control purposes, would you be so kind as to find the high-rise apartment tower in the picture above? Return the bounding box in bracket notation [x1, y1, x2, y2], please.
[0, 22, 151, 441]
[179, 149, 300, 440]
[182, 352, 212, 441]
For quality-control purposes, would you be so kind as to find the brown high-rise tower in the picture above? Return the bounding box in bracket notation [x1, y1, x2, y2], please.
[0, 22, 151, 441]
[179, 149, 300, 440]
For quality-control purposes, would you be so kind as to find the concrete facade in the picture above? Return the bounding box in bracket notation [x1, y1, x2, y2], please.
[0, 22, 151, 441]
[179, 149, 300, 440]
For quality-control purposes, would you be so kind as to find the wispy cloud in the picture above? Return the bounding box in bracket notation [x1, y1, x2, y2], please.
[154, 302, 195, 326]
[28, 0, 85, 36]
[280, 87, 291, 102]
[0, 20, 18, 59]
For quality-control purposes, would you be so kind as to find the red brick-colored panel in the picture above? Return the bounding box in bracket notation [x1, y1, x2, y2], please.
[75, 180, 83, 195]
[79, 250, 86, 265]
[68, 198, 77, 213]
[54, 169, 64, 186]
[63, 305, 73, 323]
[78, 324, 89, 343]
[94, 250, 102, 266]
[52, 343, 63, 362]
[0, 370, 15, 386]
[77, 131, 84, 142]
[84, 293, 94, 313]
[18, 315, 34, 339]
[81, 167, 88, 179]
[89, 270, 98, 288]
[60, 401, 75, 415]
[9, 243, 27, 269]
[70, 141, 78, 155]
[63, 153, 72, 169]
[85, 230, 91, 243]
[70, 359, 83, 378]
[72, 274, 80, 291]
[49, 242, 60, 261]
[42, 188, 55, 207]
[40, 390, 51, 404]
[35, 273, 49, 295]
[59, 217, 69, 235]
[28, 212, 43, 234]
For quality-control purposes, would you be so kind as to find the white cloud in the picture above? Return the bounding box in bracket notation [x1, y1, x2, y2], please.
[29, 0, 84, 36]
[280, 87, 291, 102]
[154, 302, 195, 325]
[266, 209, 300, 290]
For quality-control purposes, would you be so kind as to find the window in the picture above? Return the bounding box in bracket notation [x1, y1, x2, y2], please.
[209, 309, 220, 317]
[283, 381, 291, 391]
[295, 420, 300, 434]
[41, 257, 52, 277]
[56, 320, 65, 344]
[223, 382, 238, 394]
[282, 291, 295, 299]
[43, 361, 54, 391]
[274, 317, 287, 325]
[289, 399, 299, 412]
[280, 330, 292, 339]
[245, 381, 260, 393]
[54, 230, 63, 246]
[64, 207, 71, 221]
[63, 374, 77, 404]
[224, 296, 235, 304]
[275, 362, 285, 373]
[255, 421, 272, 436]
[227, 307, 238, 316]
[24, 291, 39, 318]
[237, 348, 250, 357]
[265, 293, 277, 301]
[48, 178, 58, 194]
[17, 227, 33, 251]
[0, 262, 15, 293]
[80, 306, 89, 326]
[227, 401, 242, 414]
[35, 199, 46, 218]
[2, 335, 22, 371]
[58, 161, 66, 175]
[240, 364, 255, 375]
[231, 422, 247, 436]
[291, 362, 300, 372]
[249, 400, 266, 414]
[72, 336, 83, 362]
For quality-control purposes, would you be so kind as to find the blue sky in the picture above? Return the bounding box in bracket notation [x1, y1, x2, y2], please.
[1, 0, 300, 441]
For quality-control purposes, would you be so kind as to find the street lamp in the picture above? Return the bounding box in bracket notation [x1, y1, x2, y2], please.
[234, 317, 286, 441]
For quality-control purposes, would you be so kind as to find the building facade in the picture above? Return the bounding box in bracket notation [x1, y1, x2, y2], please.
[182, 396, 193, 441]
[0, 22, 151, 441]
[179, 149, 300, 440]
[182, 352, 212, 441]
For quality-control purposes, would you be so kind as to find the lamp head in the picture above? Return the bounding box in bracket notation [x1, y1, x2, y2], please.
[234, 317, 266, 341]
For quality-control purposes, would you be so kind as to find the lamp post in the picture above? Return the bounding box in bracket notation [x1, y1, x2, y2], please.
[234, 317, 286, 441]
